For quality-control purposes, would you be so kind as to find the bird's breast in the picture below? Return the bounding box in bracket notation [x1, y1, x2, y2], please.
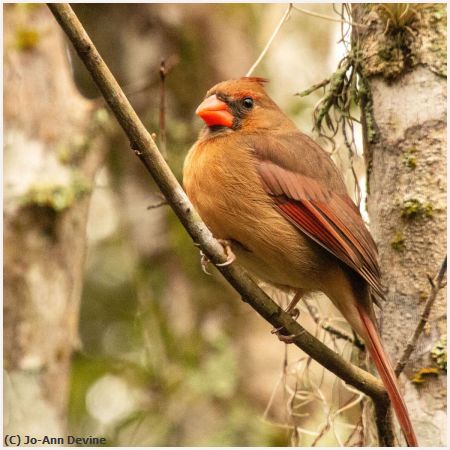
[183, 135, 328, 290]
[184, 136, 272, 239]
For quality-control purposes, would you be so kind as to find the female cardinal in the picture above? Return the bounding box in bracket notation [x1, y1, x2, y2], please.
[183, 77, 417, 446]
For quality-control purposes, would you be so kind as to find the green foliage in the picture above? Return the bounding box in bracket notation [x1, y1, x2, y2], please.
[375, 4, 424, 32]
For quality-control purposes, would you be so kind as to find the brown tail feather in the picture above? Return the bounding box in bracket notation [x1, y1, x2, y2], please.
[357, 304, 418, 447]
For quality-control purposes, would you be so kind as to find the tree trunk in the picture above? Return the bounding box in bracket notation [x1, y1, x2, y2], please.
[4, 5, 106, 437]
[353, 4, 447, 446]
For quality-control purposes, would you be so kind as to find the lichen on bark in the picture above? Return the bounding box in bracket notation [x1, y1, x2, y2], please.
[355, 4, 447, 79]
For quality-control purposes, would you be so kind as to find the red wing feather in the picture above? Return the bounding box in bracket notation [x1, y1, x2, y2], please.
[256, 156, 384, 301]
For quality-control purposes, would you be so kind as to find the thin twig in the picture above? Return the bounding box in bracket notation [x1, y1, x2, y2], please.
[322, 322, 365, 351]
[395, 256, 447, 376]
[147, 200, 168, 210]
[159, 59, 167, 158]
[292, 5, 366, 29]
[246, 3, 292, 77]
[344, 416, 363, 446]
[92, 54, 179, 108]
[304, 298, 364, 351]
[48, 0, 389, 416]
[296, 77, 331, 97]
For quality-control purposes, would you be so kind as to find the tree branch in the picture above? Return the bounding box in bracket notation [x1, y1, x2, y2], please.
[395, 256, 447, 377]
[48, 0, 390, 431]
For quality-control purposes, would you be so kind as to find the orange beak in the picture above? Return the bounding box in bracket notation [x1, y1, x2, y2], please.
[196, 95, 234, 128]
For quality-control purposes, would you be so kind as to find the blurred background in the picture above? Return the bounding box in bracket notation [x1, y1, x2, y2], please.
[5, 3, 368, 446]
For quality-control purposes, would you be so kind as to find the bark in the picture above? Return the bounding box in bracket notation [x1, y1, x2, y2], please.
[353, 4, 447, 446]
[4, 5, 106, 436]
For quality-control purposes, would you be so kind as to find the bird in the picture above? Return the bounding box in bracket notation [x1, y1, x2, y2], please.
[183, 77, 418, 447]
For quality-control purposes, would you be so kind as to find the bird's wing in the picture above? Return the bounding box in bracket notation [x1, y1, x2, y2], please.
[249, 131, 384, 301]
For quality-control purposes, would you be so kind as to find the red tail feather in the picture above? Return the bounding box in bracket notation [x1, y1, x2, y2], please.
[357, 305, 418, 446]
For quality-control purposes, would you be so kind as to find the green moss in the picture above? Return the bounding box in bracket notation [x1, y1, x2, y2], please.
[58, 108, 110, 165]
[358, 75, 378, 143]
[20, 176, 91, 212]
[431, 335, 447, 371]
[378, 45, 397, 61]
[15, 28, 40, 51]
[432, 9, 445, 21]
[403, 155, 417, 169]
[411, 367, 440, 384]
[401, 198, 433, 220]
[390, 231, 406, 251]
[403, 148, 417, 169]
[57, 136, 89, 165]
[314, 63, 350, 131]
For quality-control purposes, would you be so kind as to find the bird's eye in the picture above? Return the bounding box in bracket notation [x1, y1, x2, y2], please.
[242, 97, 254, 109]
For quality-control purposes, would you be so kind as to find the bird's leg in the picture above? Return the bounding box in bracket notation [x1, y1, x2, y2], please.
[285, 289, 303, 318]
[272, 289, 304, 342]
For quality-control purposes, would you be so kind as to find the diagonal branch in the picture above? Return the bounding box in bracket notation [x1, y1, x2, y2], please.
[47, 0, 390, 423]
[395, 256, 447, 377]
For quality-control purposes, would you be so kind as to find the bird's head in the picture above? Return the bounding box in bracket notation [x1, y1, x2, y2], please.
[196, 77, 293, 135]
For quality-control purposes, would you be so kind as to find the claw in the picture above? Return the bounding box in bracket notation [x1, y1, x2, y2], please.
[196, 239, 236, 274]
[289, 307, 300, 321]
[276, 333, 298, 344]
[271, 326, 298, 343]
[200, 250, 212, 275]
[271, 325, 284, 334]
[216, 239, 236, 266]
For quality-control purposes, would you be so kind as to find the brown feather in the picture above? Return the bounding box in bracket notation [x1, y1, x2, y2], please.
[252, 134, 384, 301]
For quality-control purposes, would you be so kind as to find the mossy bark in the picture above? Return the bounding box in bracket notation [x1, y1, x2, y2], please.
[4, 5, 106, 437]
[353, 4, 447, 446]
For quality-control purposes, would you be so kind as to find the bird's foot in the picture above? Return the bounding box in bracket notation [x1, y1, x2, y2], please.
[270, 302, 301, 342]
[215, 239, 236, 266]
[275, 332, 298, 344]
[195, 239, 236, 275]
[271, 326, 298, 343]
[288, 307, 300, 321]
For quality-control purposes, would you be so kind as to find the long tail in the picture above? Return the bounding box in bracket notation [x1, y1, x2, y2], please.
[357, 304, 418, 447]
